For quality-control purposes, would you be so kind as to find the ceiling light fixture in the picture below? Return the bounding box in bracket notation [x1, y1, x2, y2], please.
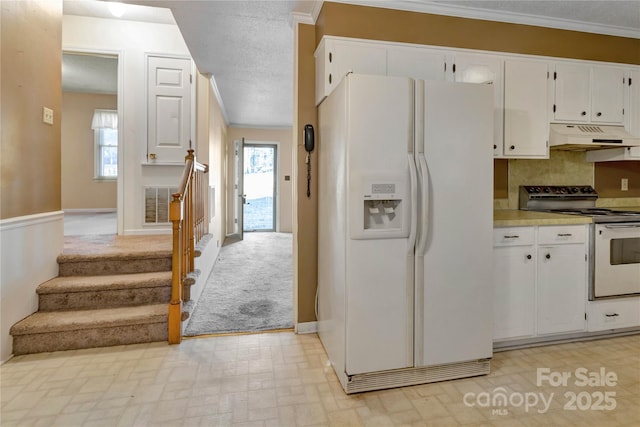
[108, 2, 125, 18]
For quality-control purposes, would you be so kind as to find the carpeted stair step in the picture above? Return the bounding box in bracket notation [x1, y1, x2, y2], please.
[57, 251, 172, 276]
[10, 304, 168, 355]
[37, 272, 172, 311]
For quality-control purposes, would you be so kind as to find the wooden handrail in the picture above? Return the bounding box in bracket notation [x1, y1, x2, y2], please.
[168, 149, 209, 344]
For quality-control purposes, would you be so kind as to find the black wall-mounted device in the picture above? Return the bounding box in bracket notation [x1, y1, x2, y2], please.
[304, 124, 315, 153]
[304, 124, 315, 198]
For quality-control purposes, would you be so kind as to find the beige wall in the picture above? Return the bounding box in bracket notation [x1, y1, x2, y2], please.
[316, 2, 640, 65]
[1, 0, 63, 219]
[227, 127, 293, 233]
[204, 75, 228, 251]
[293, 2, 640, 323]
[61, 92, 117, 210]
[295, 23, 318, 323]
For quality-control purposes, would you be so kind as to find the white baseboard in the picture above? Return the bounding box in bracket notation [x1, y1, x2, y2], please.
[296, 321, 317, 334]
[124, 228, 171, 236]
[63, 208, 116, 214]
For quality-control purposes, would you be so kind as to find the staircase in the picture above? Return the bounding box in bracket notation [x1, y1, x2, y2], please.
[10, 235, 179, 355]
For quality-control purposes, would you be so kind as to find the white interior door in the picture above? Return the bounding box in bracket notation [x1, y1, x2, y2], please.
[147, 56, 191, 163]
[234, 138, 245, 240]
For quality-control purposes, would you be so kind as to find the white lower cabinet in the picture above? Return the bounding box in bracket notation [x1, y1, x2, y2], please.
[537, 244, 587, 335]
[493, 225, 588, 342]
[493, 245, 536, 340]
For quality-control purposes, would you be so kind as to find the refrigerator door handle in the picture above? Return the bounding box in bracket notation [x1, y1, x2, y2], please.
[408, 154, 418, 255]
[416, 153, 429, 256]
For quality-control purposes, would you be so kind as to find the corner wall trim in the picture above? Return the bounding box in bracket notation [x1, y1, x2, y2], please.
[296, 321, 318, 334]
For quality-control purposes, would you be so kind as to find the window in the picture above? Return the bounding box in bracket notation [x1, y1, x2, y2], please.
[91, 110, 118, 179]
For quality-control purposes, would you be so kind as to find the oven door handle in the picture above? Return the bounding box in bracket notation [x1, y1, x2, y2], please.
[603, 224, 640, 229]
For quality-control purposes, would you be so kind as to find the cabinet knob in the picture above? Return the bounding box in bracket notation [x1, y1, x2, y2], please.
[526, 254, 532, 260]
[493, 144, 497, 149]
[545, 253, 551, 259]
[596, 112, 602, 117]
[329, 74, 332, 84]
[510, 145, 515, 150]
[329, 52, 333, 63]
[581, 111, 587, 116]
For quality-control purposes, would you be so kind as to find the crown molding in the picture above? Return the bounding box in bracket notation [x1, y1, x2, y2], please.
[291, 11, 315, 27]
[208, 75, 230, 127]
[332, 0, 640, 39]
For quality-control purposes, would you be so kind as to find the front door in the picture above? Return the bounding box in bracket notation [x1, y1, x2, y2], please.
[243, 144, 277, 232]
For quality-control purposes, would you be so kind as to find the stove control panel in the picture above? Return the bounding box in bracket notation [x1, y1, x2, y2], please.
[521, 185, 597, 198]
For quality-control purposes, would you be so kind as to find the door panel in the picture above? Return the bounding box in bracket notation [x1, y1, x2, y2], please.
[147, 56, 191, 163]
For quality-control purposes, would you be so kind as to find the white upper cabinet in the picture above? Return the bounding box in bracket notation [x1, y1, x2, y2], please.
[591, 66, 625, 123]
[503, 59, 550, 158]
[553, 63, 626, 124]
[315, 38, 387, 105]
[452, 54, 504, 156]
[553, 63, 590, 122]
[387, 46, 446, 81]
[314, 36, 638, 159]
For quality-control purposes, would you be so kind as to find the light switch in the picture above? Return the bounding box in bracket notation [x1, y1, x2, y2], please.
[42, 107, 53, 125]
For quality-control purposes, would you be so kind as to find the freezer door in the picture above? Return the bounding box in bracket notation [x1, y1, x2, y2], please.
[415, 80, 494, 367]
[344, 74, 415, 375]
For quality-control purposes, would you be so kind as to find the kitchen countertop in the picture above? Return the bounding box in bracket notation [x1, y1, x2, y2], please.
[603, 205, 640, 212]
[494, 209, 593, 227]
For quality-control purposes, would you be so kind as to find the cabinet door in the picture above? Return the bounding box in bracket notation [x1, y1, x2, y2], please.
[537, 245, 586, 335]
[493, 246, 536, 340]
[627, 69, 640, 136]
[387, 47, 446, 81]
[453, 55, 503, 156]
[554, 63, 590, 122]
[591, 66, 625, 123]
[504, 59, 550, 158]
[330, 41, 387, 94]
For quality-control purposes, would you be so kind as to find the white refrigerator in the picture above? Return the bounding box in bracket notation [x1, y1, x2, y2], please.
[317, 74, 494, 393]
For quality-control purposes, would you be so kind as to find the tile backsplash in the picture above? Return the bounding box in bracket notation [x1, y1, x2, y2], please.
[494, 151, 640, 209]
[497, 151, 593, 209]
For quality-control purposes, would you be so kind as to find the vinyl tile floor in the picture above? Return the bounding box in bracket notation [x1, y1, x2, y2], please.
[1, 332, 638, 427]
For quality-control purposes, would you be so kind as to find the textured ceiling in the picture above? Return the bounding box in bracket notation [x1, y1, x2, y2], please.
[156, 1, 300, 128]
[63, 0, 640, 129]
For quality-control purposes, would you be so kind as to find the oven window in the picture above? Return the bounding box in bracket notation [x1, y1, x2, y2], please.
[610, 237, 640, 265]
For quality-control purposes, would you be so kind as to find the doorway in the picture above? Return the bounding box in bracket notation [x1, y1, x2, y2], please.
[61, 51, 121, 237]
[243, 144, 277, 232]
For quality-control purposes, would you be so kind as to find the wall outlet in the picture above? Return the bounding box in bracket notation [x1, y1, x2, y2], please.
[42, 107, 54, 125]
[621, 178, 629, 191]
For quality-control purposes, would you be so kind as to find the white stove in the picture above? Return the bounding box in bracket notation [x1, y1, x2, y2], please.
[520, 185, 640, 300]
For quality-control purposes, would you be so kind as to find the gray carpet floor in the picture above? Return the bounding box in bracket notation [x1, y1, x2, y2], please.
[184, 232, 293, 336]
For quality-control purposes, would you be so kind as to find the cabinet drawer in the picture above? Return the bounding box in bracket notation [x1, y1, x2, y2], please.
[538, 225, 586, 245]
[493, 227, 535, 247]
[587, 298, 640, 332]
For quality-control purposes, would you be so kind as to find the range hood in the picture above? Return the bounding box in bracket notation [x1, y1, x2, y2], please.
[549, 124, 640, 151]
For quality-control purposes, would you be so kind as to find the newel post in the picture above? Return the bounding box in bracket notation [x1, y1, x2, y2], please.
[168, 193, 183, 344]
